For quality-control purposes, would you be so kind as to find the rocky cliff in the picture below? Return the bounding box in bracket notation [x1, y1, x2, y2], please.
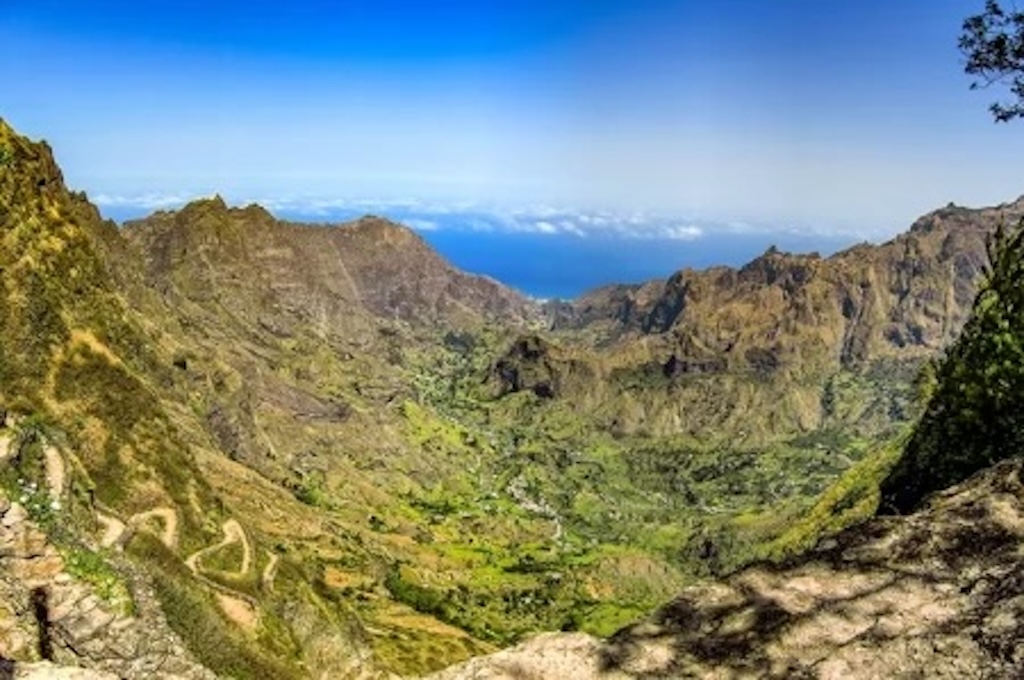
[2, 117, 1022, 679]
[493, 199, 1019, 445]
[0, 492, 214, 679]
[554, 201, 1006, 361]
[123, 199, 537, 333]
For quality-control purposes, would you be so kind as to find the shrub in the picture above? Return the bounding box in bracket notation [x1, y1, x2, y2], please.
[880, 219, 1024, 512]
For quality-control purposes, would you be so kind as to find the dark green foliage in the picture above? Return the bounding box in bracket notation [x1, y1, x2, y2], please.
[880, 220, 1024, 512]
[961, 1, 1024, 121]
[292, 471, 328, 508]
[384, 567, 448, 620]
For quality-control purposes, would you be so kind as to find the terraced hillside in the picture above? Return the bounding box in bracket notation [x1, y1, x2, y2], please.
[0, 118, 1014, 677]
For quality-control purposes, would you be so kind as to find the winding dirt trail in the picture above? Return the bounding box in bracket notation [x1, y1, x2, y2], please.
[261, 550, 279, 592]
[129, 507, 179, 549]
[184, 518, 262, 630]
[94, 505, 262, 632]
[43, 446, 65, 500]
[95, 506, 178, 549]
[185, 519, 251, 576]
[96, 513, 127, 548]
[216, 592, 259, 632]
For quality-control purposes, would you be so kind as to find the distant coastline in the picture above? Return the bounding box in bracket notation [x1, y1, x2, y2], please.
[102, 202, 859, 299]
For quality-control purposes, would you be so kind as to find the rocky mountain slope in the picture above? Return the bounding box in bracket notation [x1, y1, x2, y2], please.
[1, 117, 1022, 679]
[0, 119, 412, 677]
[123, 197, 536, 332]
[522, 199, 1018, 444]
[432, 458, 1024, 679]
[553, 201, 999, 357]
[0, 464, 214, 679]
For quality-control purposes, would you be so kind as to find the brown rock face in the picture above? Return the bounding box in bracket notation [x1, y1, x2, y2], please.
[123, 203, 538, 335]
[489, 335, 595, 399]
[553, 200, 1019, 372]
[525, 200, 1024, 441]
[431, 459, 1024, 679]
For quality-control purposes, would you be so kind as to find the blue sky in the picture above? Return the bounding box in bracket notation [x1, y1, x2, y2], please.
[2, 0, 1023, 238]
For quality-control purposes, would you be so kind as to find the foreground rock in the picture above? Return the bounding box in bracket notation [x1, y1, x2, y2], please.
[431, 459, 1024, 679]
[11, 661, 118, 679]
[0, 500, 214, 679]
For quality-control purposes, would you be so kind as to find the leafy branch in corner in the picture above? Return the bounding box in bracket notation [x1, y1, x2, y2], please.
[961, 0, 1024, 121]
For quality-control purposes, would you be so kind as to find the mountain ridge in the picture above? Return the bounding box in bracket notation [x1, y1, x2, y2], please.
[123, 197, 539, 330]
[2, 118, 1022, 678]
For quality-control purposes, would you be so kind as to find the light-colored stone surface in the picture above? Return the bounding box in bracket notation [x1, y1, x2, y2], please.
[43, 446, 65, 500]
[0, 498, 216, 679]
[429, 633, 628, 680]
[14, 661, 119, 679]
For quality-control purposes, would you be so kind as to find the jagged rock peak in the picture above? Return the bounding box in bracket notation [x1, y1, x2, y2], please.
[0, 119, 67, 197]
[908, 194, 1024, 235]
[347, 213, 424, 244]
[177, 194, 229, 215]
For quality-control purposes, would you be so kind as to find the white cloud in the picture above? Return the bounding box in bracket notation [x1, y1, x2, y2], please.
[88, 192, 894, 242]
[92, 192, 195, 209]
[662, 224, 703, 241]
[405, 218, 439, 231]
[466, 218, 496, 232]
[557, 220, 587, 238]
[577, 214, 613, 227]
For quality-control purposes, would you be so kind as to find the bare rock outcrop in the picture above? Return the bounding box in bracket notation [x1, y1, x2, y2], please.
[0, 499, 214, 680]
[11, 661, 119, 679]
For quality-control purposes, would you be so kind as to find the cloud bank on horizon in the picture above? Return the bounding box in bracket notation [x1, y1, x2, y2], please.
[4, 0, 1024, 241]
[91, 191, 907, 242]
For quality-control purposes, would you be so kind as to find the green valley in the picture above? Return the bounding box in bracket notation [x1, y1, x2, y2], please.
[0, 116, 1021, 678]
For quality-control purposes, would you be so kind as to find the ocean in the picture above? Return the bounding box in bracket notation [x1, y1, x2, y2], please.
[417, 229, 859, 300]
[105, 203, 865, 300]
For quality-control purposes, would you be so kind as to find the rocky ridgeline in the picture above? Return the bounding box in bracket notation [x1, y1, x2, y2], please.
[0, 496, 214, 679]
[492, 201, 1024, 443]
[3, 118, 1024, 679]
[431, 460, 1024, 679]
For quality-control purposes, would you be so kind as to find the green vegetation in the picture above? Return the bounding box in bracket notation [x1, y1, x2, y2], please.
[2, 115, 1012, 677]
[198, 540, 245, 573]
[62, 547, 134, 613]
[882, 219, 1024, 512]
[128, 533, 298, 680]
[0, 416, 134, 612]
[387, 331, 923, 637]
[767, 434, 904, 557]
[293, 471, 329, 508]
[961, 1, 1024, 122]
[0, 417, 59, 529]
